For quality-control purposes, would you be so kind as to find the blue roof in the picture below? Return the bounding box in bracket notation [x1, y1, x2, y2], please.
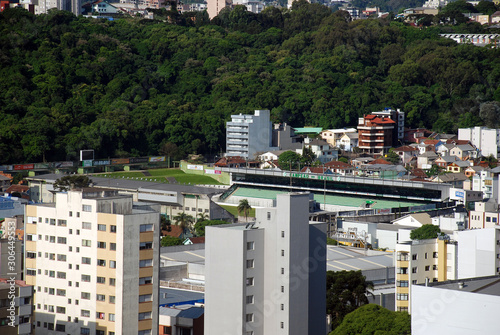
[178, 307, 204, 319]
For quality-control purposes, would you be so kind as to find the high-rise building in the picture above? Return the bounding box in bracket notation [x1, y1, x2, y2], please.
[24, 188, 160, 335]
[0, 278, 33, 335]
[207, 0, 231, 19]
[395, 237, 457, 313]
[205, 192, 327, 335]
[357, 108, 404, 155]
[458, 126, 500, 158]
[226, 109, 275, 160]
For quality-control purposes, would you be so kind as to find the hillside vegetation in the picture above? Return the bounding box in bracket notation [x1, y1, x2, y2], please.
[1, 2, 500, 163]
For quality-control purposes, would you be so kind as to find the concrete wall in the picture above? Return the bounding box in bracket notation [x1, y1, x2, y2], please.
[456, 228, 499, 279]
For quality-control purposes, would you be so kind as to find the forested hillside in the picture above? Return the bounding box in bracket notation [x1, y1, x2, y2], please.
[1, 2, 500, 163]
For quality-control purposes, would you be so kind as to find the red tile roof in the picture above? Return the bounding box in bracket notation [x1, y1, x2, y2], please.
[300, 167, 330, 174]
[364, 114, 396, 124]
[161, 225, 183, 238]
[186, 237, 205, 244]
[368, 157, 392, 165]
[324, 160, 353, 169]
[394, 146, 419, 152]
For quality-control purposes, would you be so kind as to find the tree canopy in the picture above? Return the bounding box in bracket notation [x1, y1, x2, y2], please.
[330, 304, 411, 335]
[53, 175, 92, 191]
[327, 270, 374, 330]
[237, 199, 252, 222]
[194, 219, 230, 236]
[410, 224, 442, 240]
[1, 6, 500, 164]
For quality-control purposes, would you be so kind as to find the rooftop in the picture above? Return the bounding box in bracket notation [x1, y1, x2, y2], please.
[421, 275, 500, 296]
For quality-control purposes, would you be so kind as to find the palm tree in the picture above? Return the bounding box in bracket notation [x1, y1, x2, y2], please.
[237, 199, 252, 222]
[173, 212, 195, 236]
[197, 212, 209, 222]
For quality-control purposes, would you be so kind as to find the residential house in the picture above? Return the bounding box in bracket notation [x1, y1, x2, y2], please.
[435, 143, 454, 156]
[351, 156, 375, 168]
[5, 184, 29, 200]
[297, 138, 338, 164]
[215, 156, 259, 168]
[409, 168, 428, 181]
[0, 174, 11, 191]
[324, 160, 354, 175]
[320, 128, 357, 148]
[159, 305, 204, 335]
[404, 128, 433, 143]
[183, 237, 205, 245]
[394, 146, 419, 165]
[417, 151, 438, 169]
[492, 11, 500, 24]
[432, 173, 468, 188]
[258, 150, 287, 163]
[446, 160, 471, 173]
[272, 123, 302, 151]
[417, 139, 442, 154]
[449, 144, 476, 160]
[464, 165, 487, 178]
[83, 0, 119, 14]
[338, 132, 359, 152]
[300, 166, 333, 174]
[434, 155, 459, 168]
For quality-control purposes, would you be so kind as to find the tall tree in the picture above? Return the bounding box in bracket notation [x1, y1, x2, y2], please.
[237, 199, 252, 222]
[173, 212, 195, 235]
[53, 175, 92, 192]
[410, 224, 442, 240]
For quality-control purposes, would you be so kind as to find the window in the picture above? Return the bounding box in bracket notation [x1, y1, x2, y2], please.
[56, 289, 66, 296]
[69, 246, 72, 252]
[281, 268, 285, 274]
[138, 312, 151, 320]
[140, 242, 153, 250]
[139, 277, 152, 285]
[26, 269, 36, 276]
[96, 294, 105, 302]
[110, 243, 116, 251]
[48, 322, 54, 330]
[97, 241, 106, 249]
[82, 222, 91, 230]
[81, 257, 91, 265]
[246, 259, 254, 269]
[81, 274, 90, 282]
[81, 239, 91, 247]
[425, 253, 428, 259]
[281, 322, 284, 329]
[110, 225, 116, 233]
[109, 296, 115, 304]
[97, 224, 106, 231]
[246, 313, 254, 322]
[281, 231, 285, 238]
[56, 306, 66, 314]
[57, 254, 66, 262]
[267, 212, 271, 220]
[246, 295, 254, 304]
[50, 219, 56, 225]
[398, 267, 408, 274]
[139, 259, 152, 268]
[49, 253, 55, 260]
[109, 313, 115, 322]
[57, 220, 67, 227]
[49, 271, 55, 278]
[397, 280, 409, 287]
[140, 224, 153, 232]
[412, 254, 417, 260]
[246, 278, 254, 286]
[247, 241, 254, 250]
[96, 312, 105, 320]
[48, 305, 54, 312]
[138, 331, 152, 335]
[97, 259, 106, 267]
[68, 264, 72, 269]
[425, 265, 430, 271]
[281, 249, 284, 257]
[69, 211, 72, 217]
[56, 324, 65, 331]
[109, 261, 116, 268]
[109, 278, 116, 286]
[433, 265, 438, 270]
[81, 292, 90, 299]
[281, 304, 284, 311]
[433, 252, 438, 258]
[97, 276, 105, 284]
[397, 293, 409, 301]
[27, 252, 36, 259]
[139, 294, 152, 302]
[163, 327, 172, 335]
[281, 286, 284, 293]
[82, 205, 92, 212]
[81, 328, 90, 335]
[49, 288, 55, 295]
[412, 267, 417, 274]
[49, 236, 56, 243]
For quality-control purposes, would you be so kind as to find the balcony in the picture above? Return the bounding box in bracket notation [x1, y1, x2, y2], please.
[227, 134, 248, 140]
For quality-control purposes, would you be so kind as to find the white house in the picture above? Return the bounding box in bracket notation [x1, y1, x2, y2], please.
[392, 213, 432, 227]
[320, 128, 357, 148]
[90, 0, 118, 14]
[338, 132, 359, 151]
[296, 138, 338, 164]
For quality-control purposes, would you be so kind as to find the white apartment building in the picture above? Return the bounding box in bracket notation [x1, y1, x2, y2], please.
[226, 110, 275, 160]
[468, 201, 499, 229]
[472, 169, 495, 199]
[205, 193, 327, 335]
[395, 238, 457, 313]
[25, 188, 160, 335]
[455, 227, 500, 279]
[458, 126, 500, 158]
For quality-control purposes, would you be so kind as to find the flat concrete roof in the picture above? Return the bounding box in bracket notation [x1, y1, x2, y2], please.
[422, 275, 500, 296]
[159, 287, 204, 306]
[27, 174, 221, 196]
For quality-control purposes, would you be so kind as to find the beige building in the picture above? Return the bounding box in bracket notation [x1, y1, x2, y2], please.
[0, 278, 33, 335]
[395, 237, 457, 313]
[25, 188, 160, 335]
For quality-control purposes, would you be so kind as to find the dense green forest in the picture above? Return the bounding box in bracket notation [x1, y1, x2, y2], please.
[1, 2, 500, 163]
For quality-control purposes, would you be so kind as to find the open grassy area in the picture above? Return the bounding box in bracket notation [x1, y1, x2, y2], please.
[219, 204, 256, 218]
[96, 168, 223, 185]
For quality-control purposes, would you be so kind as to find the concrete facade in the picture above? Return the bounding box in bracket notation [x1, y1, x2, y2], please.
[25, 189, 160, 335]
[458, 126, 500, 158]
[0, 279, 33, 335]
[226, 110, 274, 160]
[205, 193, 326, 335]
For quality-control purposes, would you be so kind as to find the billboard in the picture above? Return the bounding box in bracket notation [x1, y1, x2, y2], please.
[149, 156, 166, 163]
[111, 158, 130, 165]
[14, 164, 34, 170]
[187, 164, 204, 171]
[80, 150, 94, 161]
[129, 157, 149, 164]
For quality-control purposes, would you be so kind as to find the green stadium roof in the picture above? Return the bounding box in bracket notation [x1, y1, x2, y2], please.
[293, 127, 323, 135]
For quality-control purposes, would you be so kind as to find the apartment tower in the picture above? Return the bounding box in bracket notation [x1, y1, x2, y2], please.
[205, 192, 327, 335]
[24, 188, 160, 335]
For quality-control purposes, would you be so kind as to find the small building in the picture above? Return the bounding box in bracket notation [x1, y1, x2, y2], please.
[392, 213, 432, 228]
[446, 160, 471, 173]
[324, 160, 354, 175]
[159, 305, 204, 335]
[320, 128, 357, 148]
[0, 278, 33, 335]
[431, 173, 468, 188]
[337, 132, 359, 152]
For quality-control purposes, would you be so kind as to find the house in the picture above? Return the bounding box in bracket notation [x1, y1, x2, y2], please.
[272, 123, 302, 151]
[351, 156, 376, 168]
[409, 168, 428, 180]
[258, 150, 287, 162]
[83, 0, 119, 14]
[324, 160, 354, 175]
[368, 157, 392, 165]
[296, 138, 338, 164]
[492, 11, 500, 24]
[417, 151, 438, 169]
[404, 127, 433, 143]
[159, 305, 204, 335]
[464, 165, 487, 178]
[432, 172, 468, 188]
[320, 128, 357, 148]
[5, 184, 29, 200]
[214, 156, 259, 168]
[435, 143, 454, 156]
[183, 237, 205, 245]
[434, 155, 459, 168]
[449, 144, 476, 160]
[0, 174, 11, 191]
[338, 132, 359, 152]
[394, 146, 419, 165]
[458, 127, 500, 158]
[446, 160, 471, 173]
[300, 166, 333, 174]
[468, 200, 499, 229]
